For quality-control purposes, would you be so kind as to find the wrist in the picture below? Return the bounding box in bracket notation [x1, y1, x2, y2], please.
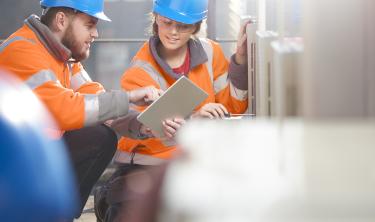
[235, 52, 247, 65]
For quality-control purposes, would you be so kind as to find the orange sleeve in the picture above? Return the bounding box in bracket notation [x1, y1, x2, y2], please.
[0, 40, 45, 81]
[34, 83, 86, 130]
[121, 65, 160, 90]
[121, 64, 160, 112]
[211, 40, 248, 114]
[0, 40, 86, 130]
[71, 62, 105, 94]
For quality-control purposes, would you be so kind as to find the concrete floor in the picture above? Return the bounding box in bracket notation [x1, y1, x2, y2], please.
[74, 195, 96, 222]
[74, 166, 116, 222]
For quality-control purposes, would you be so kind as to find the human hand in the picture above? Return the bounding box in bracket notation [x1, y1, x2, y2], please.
[191, 103, 228, 119]
[138, 117, 186, 139]
[128, 86, 163, 106]
[139, 125, 154, 137]
[235, 19, 252, 65]
[162, 117, 186, 139]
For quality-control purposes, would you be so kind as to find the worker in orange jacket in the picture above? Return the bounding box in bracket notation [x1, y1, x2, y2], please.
[94, 0, 251, 221]
[0, 0, 185, 220]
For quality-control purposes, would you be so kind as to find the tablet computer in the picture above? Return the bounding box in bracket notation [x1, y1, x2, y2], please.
[137, 76, 208, 136]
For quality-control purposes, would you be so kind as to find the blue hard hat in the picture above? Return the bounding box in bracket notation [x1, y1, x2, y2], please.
[153, 0, 208, 24]
[40, 0, 111, 21]
[0, 70, 78, 222]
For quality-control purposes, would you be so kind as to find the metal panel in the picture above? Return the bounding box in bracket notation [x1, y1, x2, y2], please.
[366, 0, 375, 116]
[302, 0, 368, 118]
[271, 38, 303, 118]
[206, 0, 216, 39]
[246, 20, 258, 115]
[256, 31, 278, 116]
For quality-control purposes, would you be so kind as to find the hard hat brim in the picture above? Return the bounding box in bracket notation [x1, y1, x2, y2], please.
[154, 4, 206, 24]
[40, 0, 111, 22]
[91, 11, 111, 22]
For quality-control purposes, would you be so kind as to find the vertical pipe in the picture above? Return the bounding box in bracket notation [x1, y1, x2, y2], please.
[365, 0, 375, 116]
[257, 0, 266, 31]
[277, 0, 285, 38]
[206, 0, 216, 40]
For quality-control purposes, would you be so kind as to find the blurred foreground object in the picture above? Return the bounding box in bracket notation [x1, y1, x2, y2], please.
[0, 70, 78, 222]
[160, 119, 375, 222]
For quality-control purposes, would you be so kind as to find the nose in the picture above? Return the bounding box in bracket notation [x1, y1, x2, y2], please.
[170, 24, 179, 34]
[91, 27, 99, 39]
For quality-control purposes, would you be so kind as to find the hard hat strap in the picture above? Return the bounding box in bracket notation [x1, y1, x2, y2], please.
[42, 7, 50, 16]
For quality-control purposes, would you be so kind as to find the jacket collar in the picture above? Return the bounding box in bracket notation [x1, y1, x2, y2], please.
[25, 14, 71, 62]
[149, 36, 208, 80]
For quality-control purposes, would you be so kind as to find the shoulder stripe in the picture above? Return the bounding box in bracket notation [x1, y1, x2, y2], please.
[25, 69, 58, 90]
[199, 38, 214, 84]
[129, 60, 168, 91]
[0, 36, 35, 53]
[71, 69, 92, 91]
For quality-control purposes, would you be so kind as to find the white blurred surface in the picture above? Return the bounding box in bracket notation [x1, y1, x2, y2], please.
[159, 119, 375, 222]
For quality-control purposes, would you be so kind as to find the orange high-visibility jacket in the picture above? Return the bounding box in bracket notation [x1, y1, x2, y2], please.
[117, 36, 248, 165]
[0, 15, 131, 135]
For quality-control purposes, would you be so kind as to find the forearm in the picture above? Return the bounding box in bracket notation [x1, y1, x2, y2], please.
[228, 54, 248, 90]
[109, 109, 150, 140]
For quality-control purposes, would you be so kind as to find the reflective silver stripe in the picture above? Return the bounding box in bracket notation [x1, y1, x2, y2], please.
[113, 150, 166, 165]
[129, 103, 138, 109]
[0, 36, 35, 53]
[214, 72, 248, 101]
[71, 69, 92, 91]
[199, 38, 214, 84]
[83, 94, 99, 126]
[230, 82, 248, 101]
[214, 72, 229, 94]
[25, 69, 58, 89]
[129, 60, 168, 91]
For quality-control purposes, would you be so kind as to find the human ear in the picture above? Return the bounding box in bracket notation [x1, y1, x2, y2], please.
[54, 11, 70, 32]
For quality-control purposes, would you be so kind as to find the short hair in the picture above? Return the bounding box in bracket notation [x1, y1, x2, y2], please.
[40, 7, 77, 28]
[148, 13, 202, 37]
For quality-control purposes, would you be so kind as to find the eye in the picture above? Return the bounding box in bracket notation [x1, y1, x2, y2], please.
[163, 20, 172, 25]
[86, 23, 96, 30]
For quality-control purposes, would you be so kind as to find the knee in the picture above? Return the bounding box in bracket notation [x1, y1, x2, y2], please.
[92, 124, 118, 155]
[100, 124, 117, 147]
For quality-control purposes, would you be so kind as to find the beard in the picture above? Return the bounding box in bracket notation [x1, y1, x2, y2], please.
[61, 25, 89, 62]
